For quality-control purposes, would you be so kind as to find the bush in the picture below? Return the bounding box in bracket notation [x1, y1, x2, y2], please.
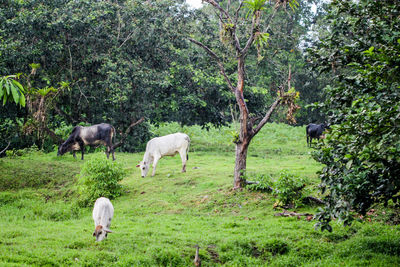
[77, 155, 127, 207]
[246, 173, 274, 192]
[274, 171, 306, 206]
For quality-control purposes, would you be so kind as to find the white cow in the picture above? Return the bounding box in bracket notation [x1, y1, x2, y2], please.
[136, 132, 190, 177]
[92, 197, 114, 242]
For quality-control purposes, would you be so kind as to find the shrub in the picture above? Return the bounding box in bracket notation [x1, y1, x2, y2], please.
[246, 173, 274, 192]
[274, 171, 306, 206]
[77, 154, 127, 207]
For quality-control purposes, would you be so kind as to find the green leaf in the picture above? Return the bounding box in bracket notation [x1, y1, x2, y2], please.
[19, 94, 26, 107]
[12, 79, 25, 93]
[10, 83, 20, 104]
[5, 81, 10, 95]
[0, 80, 4, 99]
[346, 160, 353, 169]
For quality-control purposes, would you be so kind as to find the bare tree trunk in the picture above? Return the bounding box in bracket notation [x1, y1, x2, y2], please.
[233, 56, 253, 189]
[234, 134, 250, 189]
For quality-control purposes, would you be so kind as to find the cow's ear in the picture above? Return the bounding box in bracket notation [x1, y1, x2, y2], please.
[136, 164, 140, 168]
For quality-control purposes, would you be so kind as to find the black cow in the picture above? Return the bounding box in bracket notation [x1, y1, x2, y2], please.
[57, 123, 116, 160]
[306, 123, 329, 147]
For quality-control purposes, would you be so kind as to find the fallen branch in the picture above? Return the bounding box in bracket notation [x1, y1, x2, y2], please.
[274, 210, 313, 218]
[303, 196, 325, 205]
[112, 117, 145, 150]
[0, 141, 11, 155]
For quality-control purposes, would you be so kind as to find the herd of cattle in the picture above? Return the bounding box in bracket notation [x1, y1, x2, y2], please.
[57, 122, 329, 241]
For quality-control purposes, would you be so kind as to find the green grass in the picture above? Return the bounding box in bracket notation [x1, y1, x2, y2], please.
[0, 123, 399, 266]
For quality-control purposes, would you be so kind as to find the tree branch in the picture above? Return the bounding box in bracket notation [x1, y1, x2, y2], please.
[252, 97, 281, 136]
[188, 38, 236, 92]
[112, 117, 145, 150]
[203, 0, 242, 54]
[241, 12, 258, 55]
[203, 0, 231, 22]
[0, 141, 10, 155]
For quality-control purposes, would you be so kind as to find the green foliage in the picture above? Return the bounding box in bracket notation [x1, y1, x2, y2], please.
[77, 155, 127, 207]
[0, 75, 25, 107]
[246, 173, 274, 192]
[274, 170, 306, 206]
[308, 0, 400, 230]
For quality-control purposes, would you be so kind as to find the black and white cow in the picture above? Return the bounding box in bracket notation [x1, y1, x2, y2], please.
[57, 123, 116, 160]
[306, 123, 329, 147]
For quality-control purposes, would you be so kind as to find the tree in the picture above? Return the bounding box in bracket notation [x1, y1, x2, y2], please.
[189, 0, 300, 189]
[0, 0, 198, 151]
[308, 0, 400, 231]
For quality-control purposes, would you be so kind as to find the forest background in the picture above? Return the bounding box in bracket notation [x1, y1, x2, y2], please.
[0, 0, 327, 153]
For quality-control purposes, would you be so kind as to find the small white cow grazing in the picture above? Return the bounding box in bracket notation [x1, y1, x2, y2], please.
[136, 132, 190, 177]
[92, 197, 114, 242]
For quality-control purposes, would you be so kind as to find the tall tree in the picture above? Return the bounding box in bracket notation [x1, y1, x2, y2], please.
[189, 0, 300, 189]
[308, 0, 400, 231]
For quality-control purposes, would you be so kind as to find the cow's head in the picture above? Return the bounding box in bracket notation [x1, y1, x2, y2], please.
[57, 142, 69, 156]
[93, 225, 112, 242]
[57, 141, 79, 156]
[136, 161, 149, 177]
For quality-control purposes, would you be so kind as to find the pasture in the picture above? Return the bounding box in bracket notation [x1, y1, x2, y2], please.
[0, 123, 399, 266]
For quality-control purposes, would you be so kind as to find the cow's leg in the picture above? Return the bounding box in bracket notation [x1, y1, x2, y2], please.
[107, 142, 115, 161]
[105, 145, 110, 159]
[151, 155, 161, 177]
[78, 142, 85, 160]
[179, 149, 187, 173]
[307, 135, 310, 147]
[104, 137, 115, 160]
[73, 151, 77, 159]
[111, 146, 115, 161]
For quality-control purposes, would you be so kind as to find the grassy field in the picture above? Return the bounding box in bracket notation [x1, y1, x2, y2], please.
[0, 123, 399, 266]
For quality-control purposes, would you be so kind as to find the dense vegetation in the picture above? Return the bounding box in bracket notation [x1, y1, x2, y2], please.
[1, 0, 400, 264]
[0, 0, 325, 152]
[1, 123, 399, 266]
[308, 0, 400, 230]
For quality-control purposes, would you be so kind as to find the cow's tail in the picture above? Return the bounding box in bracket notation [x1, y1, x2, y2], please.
[185, 135, 191, 161]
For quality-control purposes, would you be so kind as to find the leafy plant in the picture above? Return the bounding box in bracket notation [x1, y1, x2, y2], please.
[246, 173, 274, 192]
[77, 154, 127, 207]
[274, 170, 306, 206]
[0, 75, 25, 107]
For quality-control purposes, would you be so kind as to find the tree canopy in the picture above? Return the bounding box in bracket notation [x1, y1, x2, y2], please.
[308, 0, 400, 231]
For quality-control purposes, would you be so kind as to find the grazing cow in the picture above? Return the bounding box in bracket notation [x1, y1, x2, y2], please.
[92, 197, 114, 242]
[136, 132, 190, 177]
[306, 123, 329, 147]
[57, 123, 115, 160]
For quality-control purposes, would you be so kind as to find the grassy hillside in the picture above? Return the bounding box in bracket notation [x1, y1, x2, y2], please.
[0, 123, 399, 266]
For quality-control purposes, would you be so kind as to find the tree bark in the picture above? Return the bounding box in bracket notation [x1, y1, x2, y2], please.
[234, 136, 250, 189]
[233, 56, 252, 189]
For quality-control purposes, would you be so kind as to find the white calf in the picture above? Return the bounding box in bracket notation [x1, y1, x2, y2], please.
[92, 197, 114, 242]
[136, 132, 190, 177]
